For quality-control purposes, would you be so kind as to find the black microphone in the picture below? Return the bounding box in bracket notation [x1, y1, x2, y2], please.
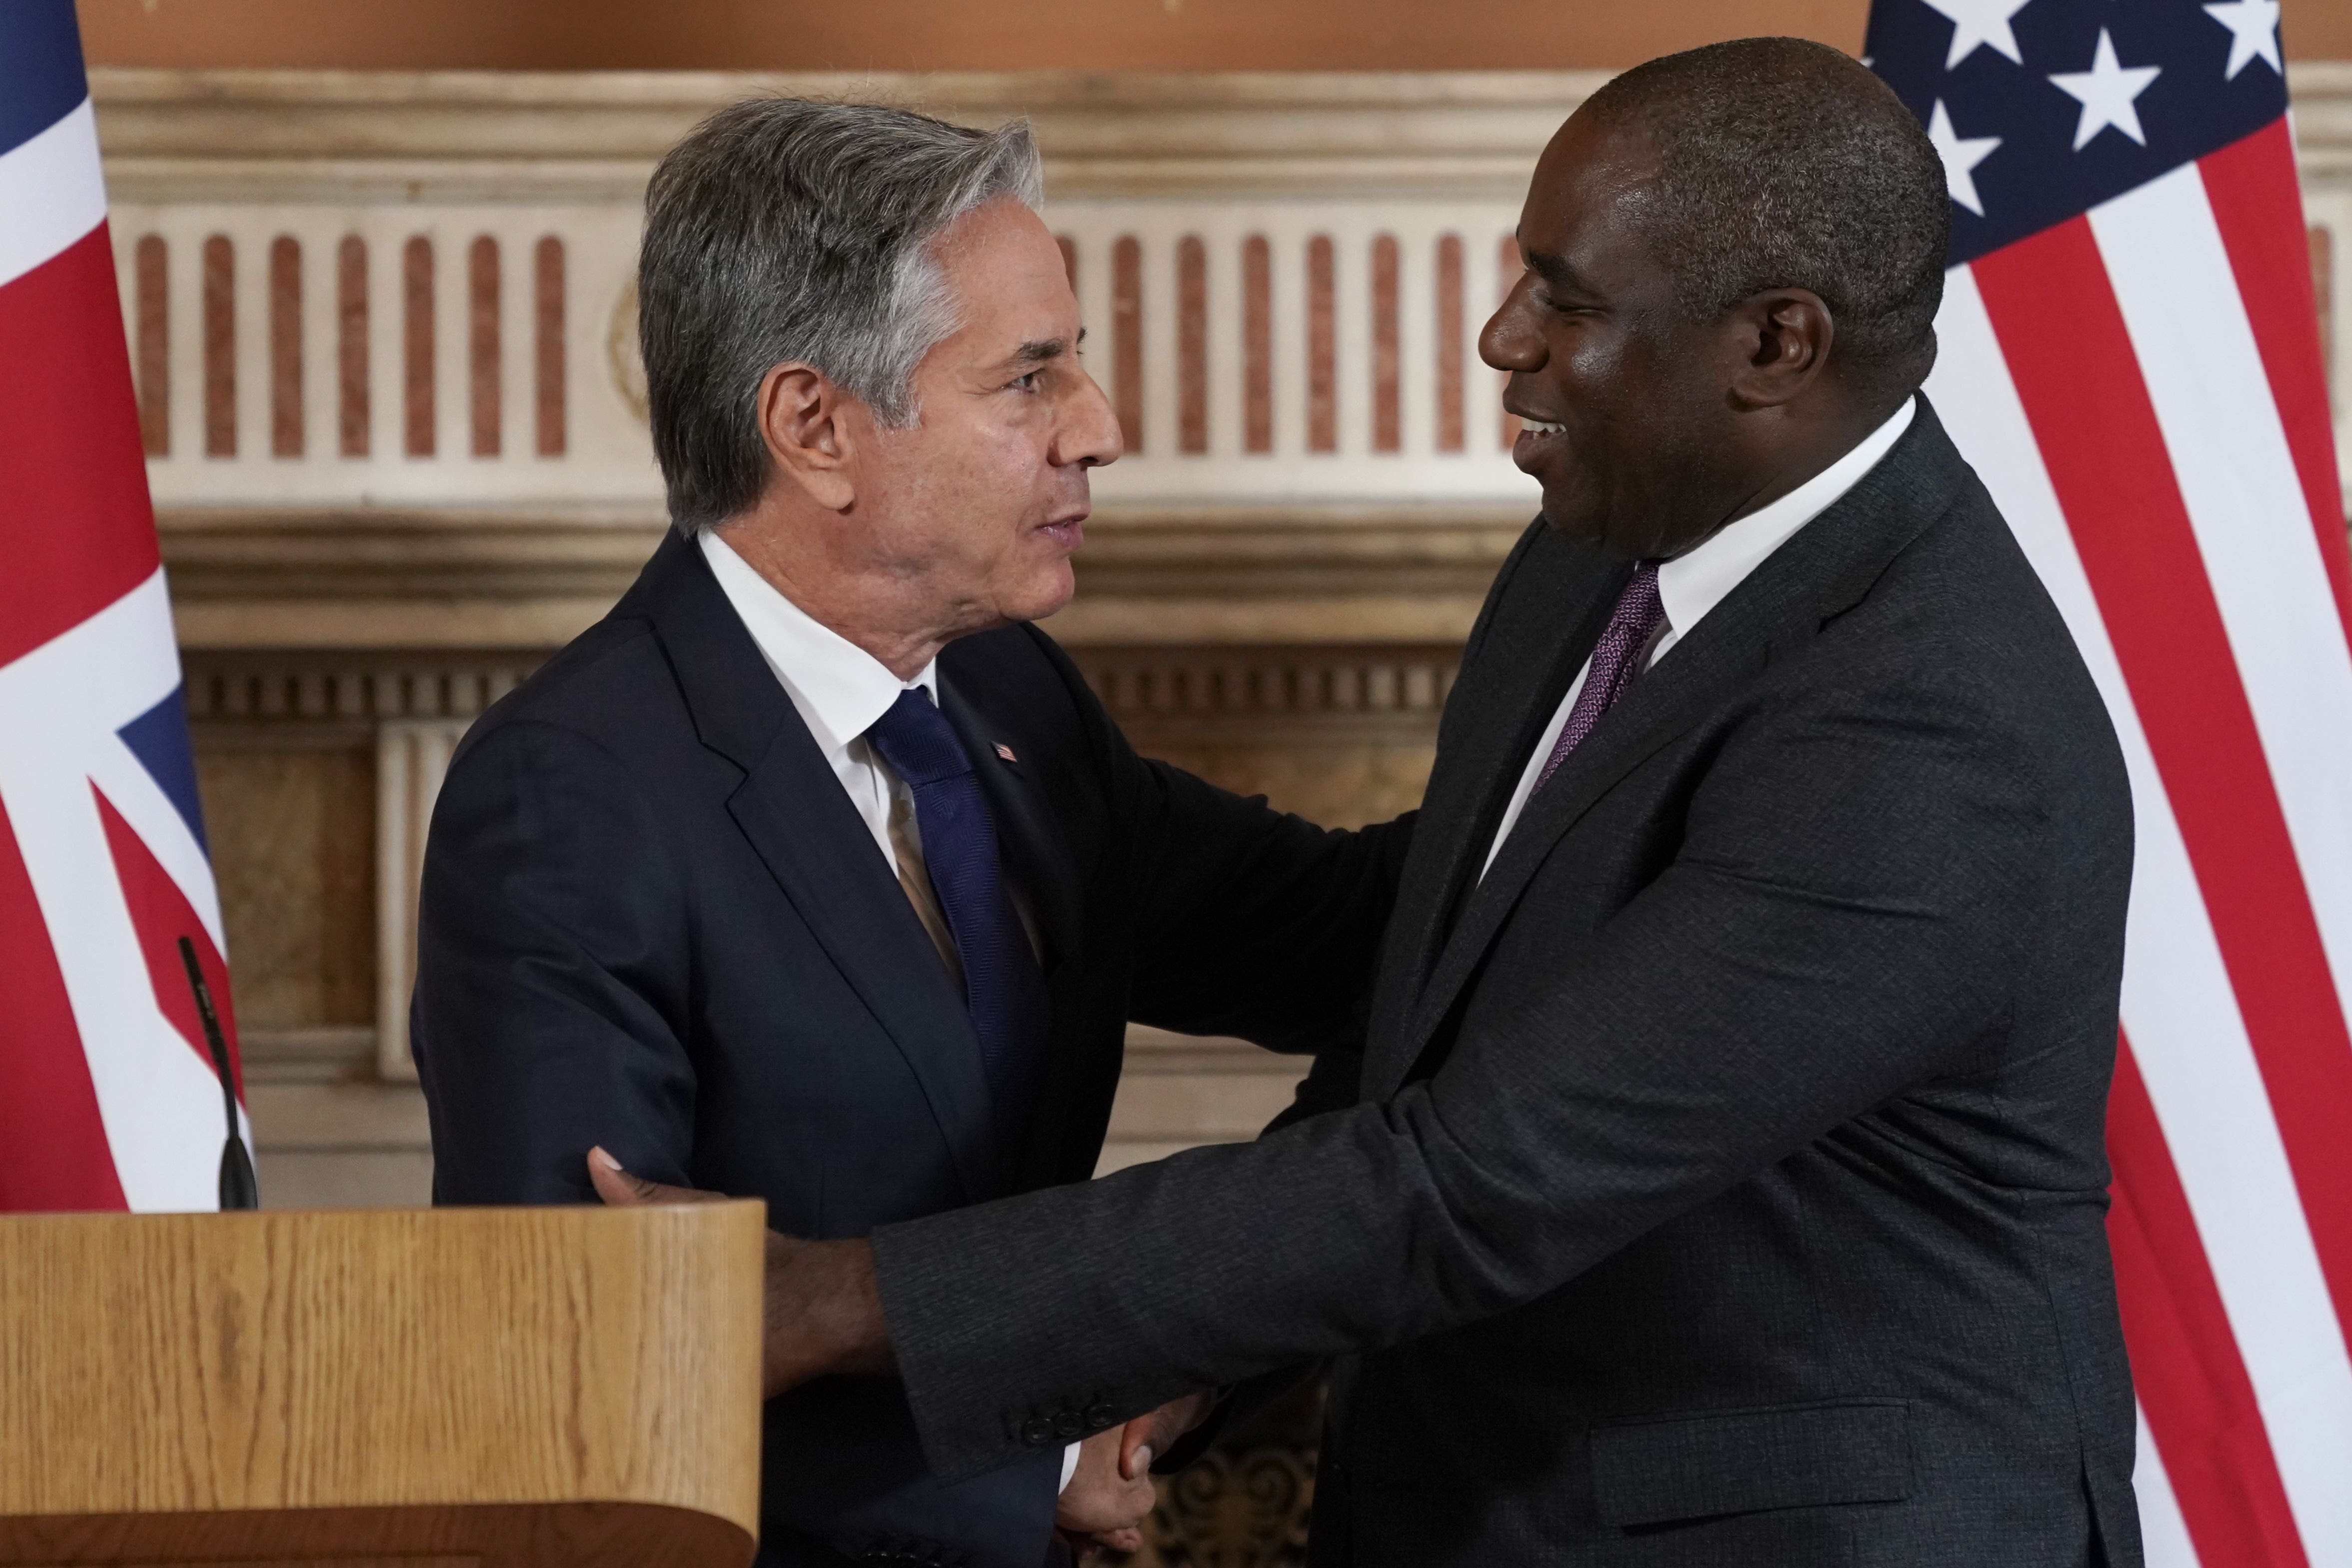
[176, 935, 258, 1211]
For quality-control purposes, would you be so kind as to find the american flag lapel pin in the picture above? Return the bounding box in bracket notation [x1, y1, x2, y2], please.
[994, 742, 1018, 763]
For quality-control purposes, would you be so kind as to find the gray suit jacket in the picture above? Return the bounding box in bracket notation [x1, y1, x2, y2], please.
[870, 400, 2143, 1567]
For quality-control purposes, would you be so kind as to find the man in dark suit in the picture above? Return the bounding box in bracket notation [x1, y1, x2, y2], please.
[600, 39, 2144, 1567]
[413, 99, 1409, 1568]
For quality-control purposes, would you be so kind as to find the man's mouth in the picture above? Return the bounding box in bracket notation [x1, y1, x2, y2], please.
[1036, 516, 1086, 551]
[1512, 416, 1566, 471]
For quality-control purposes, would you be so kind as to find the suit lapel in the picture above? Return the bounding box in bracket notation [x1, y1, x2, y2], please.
[637, 530, 1005, 1201]
[1374, 550, 1628, 1022]
[1371, 603, 1773, 1097]
[1367, 396, 1970, 1099]
[1361, 542, 1625, 1090]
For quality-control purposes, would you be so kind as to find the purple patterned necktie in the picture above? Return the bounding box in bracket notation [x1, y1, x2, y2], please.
[1532, 561, 1668, 795]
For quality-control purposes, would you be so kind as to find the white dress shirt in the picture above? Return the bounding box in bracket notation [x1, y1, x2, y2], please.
[1478, 398, 1917, 881]
[701, 530, 1084, 1496]
[702, 530, 937, 871]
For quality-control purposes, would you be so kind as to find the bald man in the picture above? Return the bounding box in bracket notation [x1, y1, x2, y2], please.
[601, 38, 2142, 1568]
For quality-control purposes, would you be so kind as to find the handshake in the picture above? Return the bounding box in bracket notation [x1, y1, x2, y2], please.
[591, 1149, 1212, 1556]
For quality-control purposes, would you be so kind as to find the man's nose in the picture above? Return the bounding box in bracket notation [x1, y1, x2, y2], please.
[1479, 279, 1545, 374]
[1055, 366, 1124, 469]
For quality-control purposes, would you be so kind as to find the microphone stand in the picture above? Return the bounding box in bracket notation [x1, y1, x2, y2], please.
[177, 935, 258, 1211]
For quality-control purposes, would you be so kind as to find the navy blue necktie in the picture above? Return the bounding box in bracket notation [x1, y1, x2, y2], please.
[865, 688, 1050, 1152]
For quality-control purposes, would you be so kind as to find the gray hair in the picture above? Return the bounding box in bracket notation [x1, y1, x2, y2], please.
[638, 97, 1045, 532]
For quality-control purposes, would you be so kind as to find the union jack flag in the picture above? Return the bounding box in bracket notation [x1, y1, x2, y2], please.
[0, 0, 246, 1212]
[1867, 1, 2352, 1563]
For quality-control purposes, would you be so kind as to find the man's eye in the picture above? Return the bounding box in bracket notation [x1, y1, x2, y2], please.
[1009, 371, 1041, 392]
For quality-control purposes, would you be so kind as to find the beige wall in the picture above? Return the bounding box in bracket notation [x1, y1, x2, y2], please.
[82, 0, 2352, 73]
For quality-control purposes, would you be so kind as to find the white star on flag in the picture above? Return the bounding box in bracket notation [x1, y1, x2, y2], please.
[2048, 28, 2163, 150]
[2204, 0, 2283, 79]
[1927, 99, 2002, 215]
[1921, 0, 2035, 70]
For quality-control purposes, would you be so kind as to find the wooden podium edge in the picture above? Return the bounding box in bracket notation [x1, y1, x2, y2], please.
[0, 1499, 754, 1568]
[0, 1205, 767, 1568]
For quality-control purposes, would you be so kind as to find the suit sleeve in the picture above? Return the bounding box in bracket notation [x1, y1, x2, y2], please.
[1121, 758, 1414, 1055]
[871, 645, 2053, 1480]
[1021, 627, 1415, 1058]
[1114, 513, 1542, 1072]
[411, 718, 700, 1203]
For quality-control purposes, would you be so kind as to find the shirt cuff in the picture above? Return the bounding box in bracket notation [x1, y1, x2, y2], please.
[1059, 1442, 1080, 1494]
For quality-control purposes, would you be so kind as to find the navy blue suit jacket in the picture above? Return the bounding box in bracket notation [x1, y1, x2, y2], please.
[412, 529, 1410, 1568]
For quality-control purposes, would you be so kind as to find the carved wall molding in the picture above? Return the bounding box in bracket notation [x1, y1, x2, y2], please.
[375, 720, 469, 1081]
[100, 69, 1570, 537]
[179, 646, 1463, 724]
[1085, 644, 1458, 728]
[107, 65, 2352, 633]
[158, 506, 1526, 651]
[183, 651, 535, 721]
[83, 64, 2352, 193]
[88, 69, 1619, 203]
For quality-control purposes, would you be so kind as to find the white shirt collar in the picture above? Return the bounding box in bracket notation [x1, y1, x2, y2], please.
[699, 529, 938, 757]
[1654, 396, 1916, 648]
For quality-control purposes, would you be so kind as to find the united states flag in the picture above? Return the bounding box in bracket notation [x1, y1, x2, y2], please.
[0, 0, 248, 1212]
[1867, 1, 2352, 1563]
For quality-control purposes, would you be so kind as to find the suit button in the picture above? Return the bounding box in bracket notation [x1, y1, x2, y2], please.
[1022, 1417, 1056, 1447]
[1054, 1410, 1086, 1439]
[1084, 1403, 1117, 1431]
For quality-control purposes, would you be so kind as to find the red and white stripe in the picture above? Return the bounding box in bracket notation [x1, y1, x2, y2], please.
[1926, 118, 2352, 1568]
[0, 98, 104, 293]
[0, 78, 243, 1214]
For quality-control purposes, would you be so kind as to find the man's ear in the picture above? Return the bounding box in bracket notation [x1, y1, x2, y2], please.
[758, 362, 859, 512]
[1726, 288, 1834, 411]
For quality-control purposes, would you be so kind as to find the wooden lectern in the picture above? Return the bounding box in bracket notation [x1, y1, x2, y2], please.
[0, 1204, 766, 1568]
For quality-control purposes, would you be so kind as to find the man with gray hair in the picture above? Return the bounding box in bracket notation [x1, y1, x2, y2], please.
[412, 98, 1412, 1568]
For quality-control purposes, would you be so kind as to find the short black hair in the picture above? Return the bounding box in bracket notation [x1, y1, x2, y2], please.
[1582, 37, 1949, 389]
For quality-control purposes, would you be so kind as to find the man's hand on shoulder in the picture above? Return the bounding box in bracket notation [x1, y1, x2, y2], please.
[588, 1148, 892, 1397]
